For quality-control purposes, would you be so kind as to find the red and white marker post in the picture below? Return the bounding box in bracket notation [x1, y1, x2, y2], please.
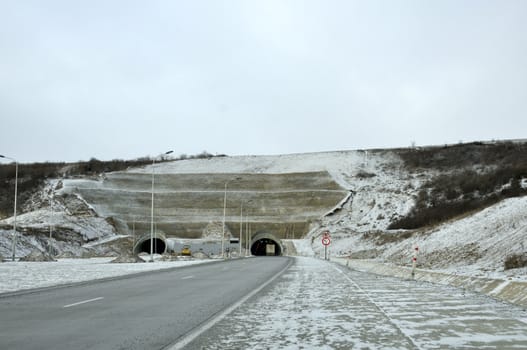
[411, 245, 419, 278]
[322, 230, 331, 260]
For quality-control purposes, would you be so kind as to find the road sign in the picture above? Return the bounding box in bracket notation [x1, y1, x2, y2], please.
[322, 230, 331, 260]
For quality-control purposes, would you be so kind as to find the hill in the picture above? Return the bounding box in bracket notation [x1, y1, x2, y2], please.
[0, 141, 526, 278]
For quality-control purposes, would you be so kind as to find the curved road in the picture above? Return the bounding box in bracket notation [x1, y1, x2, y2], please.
[0, 257, 292, 350]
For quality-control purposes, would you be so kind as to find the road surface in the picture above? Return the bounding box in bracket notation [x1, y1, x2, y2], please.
[3, 256, 527, 349]
[187, 257, 527, 349]
[0, 257, 291, 350]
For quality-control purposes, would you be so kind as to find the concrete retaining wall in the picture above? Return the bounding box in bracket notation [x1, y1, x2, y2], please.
[333, 258, 527, 307]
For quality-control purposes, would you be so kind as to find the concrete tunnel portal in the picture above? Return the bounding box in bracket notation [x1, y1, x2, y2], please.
[250, 232, 282, 256]
[134, 233, 167, 255]
[133, 231, 283, 257]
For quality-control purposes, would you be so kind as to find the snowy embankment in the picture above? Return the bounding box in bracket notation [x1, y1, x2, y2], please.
[302, 196, 527, 282]
[0, 258, 211, 294]
[332, 257, 527, 307]
[1, 149, 525, 291]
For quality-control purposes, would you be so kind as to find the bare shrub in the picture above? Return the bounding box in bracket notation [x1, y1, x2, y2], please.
[397, 142, 527, 224]
[355, 170, 376, 179]
[504, 253, 527, 270]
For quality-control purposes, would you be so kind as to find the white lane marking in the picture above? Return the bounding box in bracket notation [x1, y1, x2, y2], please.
[168, 259, 293, 350]
[181, 275, 194, 280]
[63, 297, 104, 308]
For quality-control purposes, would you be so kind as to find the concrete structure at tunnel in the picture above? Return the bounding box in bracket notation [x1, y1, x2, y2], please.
[62, 170, 349, 251]
[133, 230, 285, 256]
[133, 232, 168, 255]
[250, 231, 283, 256]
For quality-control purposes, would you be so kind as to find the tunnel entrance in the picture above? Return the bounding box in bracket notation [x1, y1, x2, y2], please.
[137, 238, 166, 254]
[250, 232, 282, 256]
[134, 233, 168, 255]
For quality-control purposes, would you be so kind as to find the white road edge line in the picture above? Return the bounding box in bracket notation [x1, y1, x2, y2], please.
[181, 275, 194, 280]
[167, 258, 293, 350]
[63, 297, 104, 308]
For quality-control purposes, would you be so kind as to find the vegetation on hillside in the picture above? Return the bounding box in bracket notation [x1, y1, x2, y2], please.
[504, 253, 527, 270]
[0, 151, 222, 218]
[389, 141, 527, 229]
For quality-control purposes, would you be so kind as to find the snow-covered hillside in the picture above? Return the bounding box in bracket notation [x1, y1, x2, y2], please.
[125, 150, 421, 233]
[304, 196, 527, 280]
[1, 148, 526, 281]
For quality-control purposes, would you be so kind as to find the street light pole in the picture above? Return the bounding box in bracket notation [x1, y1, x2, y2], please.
[246, 211, 249, 256]
[221, 177, 241, 259]
[49, 194, 53, 256]
[150, 150, 173, 262]
[221, 182, 228, 259]
[239, 201, 243, 257]
[0, 155, 18, 261]
[240, 199, 252, 257]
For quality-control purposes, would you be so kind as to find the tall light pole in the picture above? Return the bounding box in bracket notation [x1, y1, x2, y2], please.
[221, 176, 241, 258]
[49, 193, 53, 256]
[239, 201, 243, 257]
[0, 155, 18, 261]
[246, 212, 252, 257]
[150, 150, 173, 262]
[240, 199, 252, 257]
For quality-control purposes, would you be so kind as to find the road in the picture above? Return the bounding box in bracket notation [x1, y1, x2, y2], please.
[0, 257, 291, 350]
[188, 257, 527, 349]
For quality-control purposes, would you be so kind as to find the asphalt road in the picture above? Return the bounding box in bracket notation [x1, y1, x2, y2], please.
[0, 257, 292, 350]
[189, 257, 527, 349]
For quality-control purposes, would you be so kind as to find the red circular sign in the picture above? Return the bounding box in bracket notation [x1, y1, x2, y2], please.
[322, 237, 331, 246]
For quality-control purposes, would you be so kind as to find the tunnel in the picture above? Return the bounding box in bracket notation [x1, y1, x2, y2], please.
[133, 233, 167, 255]
[250, 232, 282, 256]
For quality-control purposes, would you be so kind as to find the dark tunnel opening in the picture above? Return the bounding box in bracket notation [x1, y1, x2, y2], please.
[137, 238, 166, 254]
[251, 238, 282, 256]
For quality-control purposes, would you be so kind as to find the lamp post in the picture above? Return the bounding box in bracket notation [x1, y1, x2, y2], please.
[221, 176, 241, 258]
[49, 193, 53, 256]
[150, 150, 173, 262]
[240, 199, 252, 257]
[239, 201, 243, 257]
[0, 155, 18, 261]
[246, 212, 251, 257]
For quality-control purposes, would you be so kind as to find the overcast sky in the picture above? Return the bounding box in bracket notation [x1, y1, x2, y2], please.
[1, 0, 526, 163]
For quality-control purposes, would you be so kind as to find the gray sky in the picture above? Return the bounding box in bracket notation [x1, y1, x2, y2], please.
[1, 0, 526, 163]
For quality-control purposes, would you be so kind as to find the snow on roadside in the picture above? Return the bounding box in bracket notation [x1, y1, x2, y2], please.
[291, 196, 527, 281]
[190, 257, 527, 349]
[380, 196, 527, 278]
[1, 150, 525, 284]
[191, 257, 417, 349]
[0, 258, 212, 294]
[293, 196, 527, 281]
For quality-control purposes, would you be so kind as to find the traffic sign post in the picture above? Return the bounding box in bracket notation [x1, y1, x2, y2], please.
[322, 231, 331, 260]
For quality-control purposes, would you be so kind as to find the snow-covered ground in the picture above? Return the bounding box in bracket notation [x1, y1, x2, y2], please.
[186, 257, 527, 349]
[302, 196, 527, 281]
[0, 257, 212, 294]
[1, 149, 526, 284]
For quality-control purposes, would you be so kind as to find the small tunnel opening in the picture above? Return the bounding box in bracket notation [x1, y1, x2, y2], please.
[251, 238, 282, 256]
[137, 238, 166, 254]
